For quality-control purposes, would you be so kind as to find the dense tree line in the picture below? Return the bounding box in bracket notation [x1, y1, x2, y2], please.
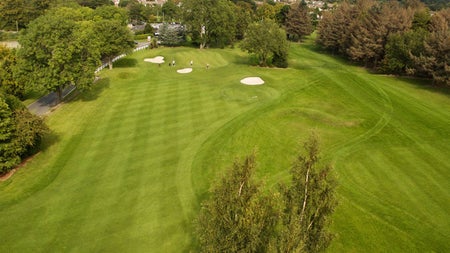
[0, 81, 48, 175]
[197, 135, 337, 252]
[316, 0, 449, 85]
[17, 6, 134, 102]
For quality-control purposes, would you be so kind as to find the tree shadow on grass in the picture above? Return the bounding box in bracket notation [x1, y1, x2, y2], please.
[77, 77, 110, 102]
[393, 76, 450, 98]
[113, 58, 138, 68]
[40, 130, 59, 153]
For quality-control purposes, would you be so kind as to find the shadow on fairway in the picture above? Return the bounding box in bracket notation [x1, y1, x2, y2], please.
[40, 131, 59, 153]
[113, 58, 138, 68]
[78, 78, 110, 102]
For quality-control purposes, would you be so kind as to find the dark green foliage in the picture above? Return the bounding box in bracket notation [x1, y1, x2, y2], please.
[196, 136, 337, 252]
[183, 0, 237, 48]
[240, 19, 289, 67]
[0, 96, 18, 174]
[272, 51, 289, 68]
[158, 23, 185, 46]
[421, 0, 450, 10]
[0, 46, 25, 98]
[0, 0, 54, 30]
[276, 4, 291, 26]
[382, 29, 427, 75]
[235, 1, 255, 40]
[162, 0, 181, 22]
[126, 0, 149, 25]
[17, 7, 101, 102]
[0, 93, 48, 175]
[285, 1, 313, 42]
[92, 5, 129, 25]
[12, 108, 49, 158]
[93, 19, 135, 69]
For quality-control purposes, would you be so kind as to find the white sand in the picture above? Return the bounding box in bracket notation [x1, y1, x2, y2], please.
[177, 68, 193, 74]
[240, 77, 264, 85]
[144, 56, 165, 64]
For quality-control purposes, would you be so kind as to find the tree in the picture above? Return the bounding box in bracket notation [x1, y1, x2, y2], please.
[162, 0, 181, 22]
[12, 108, 49, 158]
[17, 7, 101, 102]
[0, 93, 48, 175]
[126, 0, 149, 25]
[93, 19, 135, 70]
[235, 1, 255, 40]
[182, 0, 237, 48]
[276, 4, 291, 26]
[0, 96, 18, 175]
[277, 134, 337, 253]
[196, 135, 338, 252]
[255, 2, 278, 21]
[316, 1, 358, 55]
[0, 0, 54, 30]
[382, 29, 427, 75]
[285, 1, 313, 42]
[196, 153, 279, 252]
[0, 46, 25, 98]
[159, 23, 185, 46]
[346, 0, 413, 68]
[412, 8, 450, 85]
[92, 5, 129, 26]
[240, 19, 289, 67]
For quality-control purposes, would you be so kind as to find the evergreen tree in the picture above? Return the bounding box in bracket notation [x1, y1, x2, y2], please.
[0, 97, 19, 174]
[412, 8, 450, 85]
[285, 1, 313, 42]
[158, 23, 184, 46]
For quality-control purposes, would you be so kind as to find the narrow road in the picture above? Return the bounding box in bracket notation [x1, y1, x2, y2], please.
[27, 85, 76, 116]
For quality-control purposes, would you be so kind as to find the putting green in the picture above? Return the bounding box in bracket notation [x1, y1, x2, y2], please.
[0, 42, 449, 252]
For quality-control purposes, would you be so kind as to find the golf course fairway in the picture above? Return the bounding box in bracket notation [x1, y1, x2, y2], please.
[0, 41, 449, 252]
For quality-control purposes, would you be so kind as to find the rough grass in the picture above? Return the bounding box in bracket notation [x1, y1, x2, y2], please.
[0, 42, 449, 252]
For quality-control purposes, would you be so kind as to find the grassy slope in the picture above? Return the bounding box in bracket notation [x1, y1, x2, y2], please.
[0, 42, 449, 252]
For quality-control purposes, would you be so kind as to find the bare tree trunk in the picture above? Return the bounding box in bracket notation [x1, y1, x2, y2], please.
[108, 57, 113, 70]
[299, 165, 310, 223]
[56, 86, 63, 105]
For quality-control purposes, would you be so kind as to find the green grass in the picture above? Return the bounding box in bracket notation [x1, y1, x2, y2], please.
[0, 41, 449, 252]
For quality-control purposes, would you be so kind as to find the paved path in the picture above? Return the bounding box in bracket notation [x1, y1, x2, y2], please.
[27, 85, 76, 116]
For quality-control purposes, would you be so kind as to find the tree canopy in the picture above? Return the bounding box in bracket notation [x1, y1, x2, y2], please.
[0, 0, 55, 30]
[0, 92, 48, 175]
[17, 7, 101, 102]
[196, 135, 337, 252]
[316, 0, 449, 85]
[240, 19, 289, 67]
[182, 0, 237, 48]
[285, 1, 313, 41]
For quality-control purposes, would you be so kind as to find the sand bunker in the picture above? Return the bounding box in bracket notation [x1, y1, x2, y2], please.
[177, 68, 193, 74]
[144, 56, 165, 64]
[240, 77, 264, 85]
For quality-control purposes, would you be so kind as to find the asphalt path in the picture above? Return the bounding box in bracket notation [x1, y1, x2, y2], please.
[27, 85, 76, 116]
